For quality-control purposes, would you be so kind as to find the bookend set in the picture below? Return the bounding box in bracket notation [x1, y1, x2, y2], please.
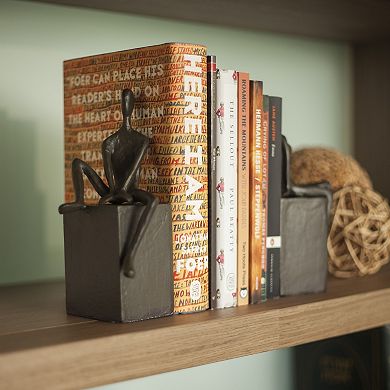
[58, 91, 332, 323]
[59, 74, 332, 322]
[59, 89, 173, 322]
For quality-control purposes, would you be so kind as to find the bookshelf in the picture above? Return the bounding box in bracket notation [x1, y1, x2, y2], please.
[3, 0, 390, 388]
[1, 266, 390, 388]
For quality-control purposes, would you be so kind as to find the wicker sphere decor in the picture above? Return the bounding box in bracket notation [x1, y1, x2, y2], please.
[291, 147, 390, 278]
[328, 186, 390, 278]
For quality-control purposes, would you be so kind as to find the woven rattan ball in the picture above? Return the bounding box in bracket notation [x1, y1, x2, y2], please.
[328, 186, 390, 277]
[291, 148, 372, 191]
[290, 147, 390, 278]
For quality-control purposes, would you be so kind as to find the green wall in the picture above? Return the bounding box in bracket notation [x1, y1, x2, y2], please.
[0, 1, 352, 388]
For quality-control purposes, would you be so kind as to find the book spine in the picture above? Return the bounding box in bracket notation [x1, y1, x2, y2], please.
[296, 329, 386, 389]
[260, 95, 269, 302]
[215, 69, 238, 308]
[266, 96, 282, 299]
[237, 72, 250, 306]
[249, 80, 263, 304]
[63, 43, 209, 313]
[384, 325, 390, 387]
[207, 55, 218, 309]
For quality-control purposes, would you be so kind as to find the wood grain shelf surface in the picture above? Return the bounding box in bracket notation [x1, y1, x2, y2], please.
[34, 0, 390, 42]
[1, 267, 390, 389]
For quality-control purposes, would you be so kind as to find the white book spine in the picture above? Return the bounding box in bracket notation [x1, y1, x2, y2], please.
[215, 69, 238, 308]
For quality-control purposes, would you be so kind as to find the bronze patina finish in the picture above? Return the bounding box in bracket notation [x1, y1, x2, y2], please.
[59, 89, 159, 277]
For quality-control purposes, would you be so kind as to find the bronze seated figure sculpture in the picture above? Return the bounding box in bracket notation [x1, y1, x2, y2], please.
[59, 89, 159, 278]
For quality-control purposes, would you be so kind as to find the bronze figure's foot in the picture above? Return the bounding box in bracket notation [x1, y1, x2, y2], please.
[123, 248, 137, 278]
[58, 202, 87, 214]
[124, 267, 135, 278]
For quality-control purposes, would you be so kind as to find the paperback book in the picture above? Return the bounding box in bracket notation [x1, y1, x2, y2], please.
[215, 69, 238, 308]
[266, 96, 282, 299]
[260, 95, 269, 302]
[207, 55, 218, 309]
[249, 80, 265, 304]
[237, 71, 250, 306]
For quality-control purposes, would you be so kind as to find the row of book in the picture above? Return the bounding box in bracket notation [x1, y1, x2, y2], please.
[63, 42, 282, 314]
[207, 59, 282, 309]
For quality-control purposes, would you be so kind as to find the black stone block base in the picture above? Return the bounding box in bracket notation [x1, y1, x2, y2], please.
[63, 204, 173, 322]
[280, 197, 328, 296]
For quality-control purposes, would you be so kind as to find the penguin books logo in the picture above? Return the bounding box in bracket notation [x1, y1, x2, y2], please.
[240, 288, 248, 299]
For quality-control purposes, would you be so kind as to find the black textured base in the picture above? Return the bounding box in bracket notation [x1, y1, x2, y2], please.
[63, 204, 173, 322]
[280, 197, 328, 296]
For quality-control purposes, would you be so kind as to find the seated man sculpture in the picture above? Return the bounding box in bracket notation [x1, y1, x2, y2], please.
[59, 89, 159, 278]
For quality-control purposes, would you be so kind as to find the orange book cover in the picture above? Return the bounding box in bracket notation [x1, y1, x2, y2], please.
[249, 80, 263, 304]
[63, 43, 209, 313]
[237, 72, 250, 306]
[261, 95, 269, 302]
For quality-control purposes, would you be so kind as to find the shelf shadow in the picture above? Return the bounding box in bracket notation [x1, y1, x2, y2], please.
[0, 109, 46, 284]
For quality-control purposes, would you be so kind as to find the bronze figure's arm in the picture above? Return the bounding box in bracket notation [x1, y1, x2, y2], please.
[123, 139, 149, 192]
[102, 138, 116, 191]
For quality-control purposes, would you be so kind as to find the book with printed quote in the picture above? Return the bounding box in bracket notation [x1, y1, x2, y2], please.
[215, 69, 238, 308]
[63, 42, 209, 313]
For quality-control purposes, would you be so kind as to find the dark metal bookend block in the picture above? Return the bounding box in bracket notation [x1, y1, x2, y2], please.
[280, 197, 329, 296]
[63, 204, 173, 322]
[280, 136, 331, 296]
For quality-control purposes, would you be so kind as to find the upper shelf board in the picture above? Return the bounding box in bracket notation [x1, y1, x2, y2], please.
[33, 0, 390, 42]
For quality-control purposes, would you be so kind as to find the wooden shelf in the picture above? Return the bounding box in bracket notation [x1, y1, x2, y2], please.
[1, 267, 390, 389]
[35, 0, 390, 42]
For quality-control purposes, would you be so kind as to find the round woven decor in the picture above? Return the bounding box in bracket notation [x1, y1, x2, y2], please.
[291, 148, 372, 191]
[328, 186, 390, 278]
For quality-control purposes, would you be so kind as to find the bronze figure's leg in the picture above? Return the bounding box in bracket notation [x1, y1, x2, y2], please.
[122, 189, 159, 277]
[99, 190, 134, 205]
[58, 158, 109, 214]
